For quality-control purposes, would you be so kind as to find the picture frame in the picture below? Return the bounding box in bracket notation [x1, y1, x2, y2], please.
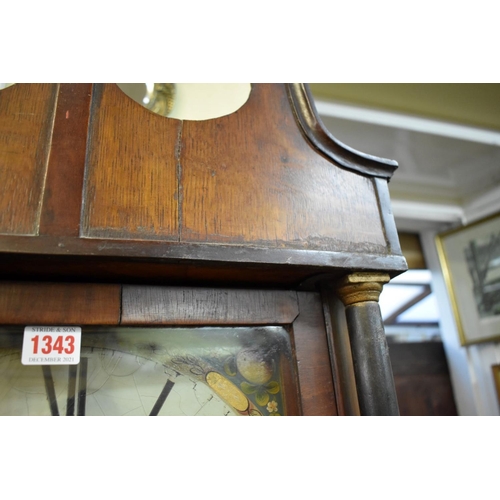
[436, 212, 500, 345]
[492, 364, 500, 407]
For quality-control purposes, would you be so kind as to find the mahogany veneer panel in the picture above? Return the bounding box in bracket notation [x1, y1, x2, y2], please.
[121, 286, 299, 325]
[0, 84, 58, 235]
[39, 84, 92, 236]
[321, 289, 360, 415]
[0, 282, 121, 325]
[181, 84, 386, 253]
[293, 291, 337, 415]
[82, 84, 179, 240]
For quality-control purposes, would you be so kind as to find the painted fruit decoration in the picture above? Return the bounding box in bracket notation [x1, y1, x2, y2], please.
[236, 348, 280, 410]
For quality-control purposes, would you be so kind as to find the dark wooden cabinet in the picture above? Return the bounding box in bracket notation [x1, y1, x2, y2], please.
[0, 83, 407, 415]
[389, 341, 458, 416]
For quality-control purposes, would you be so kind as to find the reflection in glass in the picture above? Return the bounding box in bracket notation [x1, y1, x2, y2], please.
[116, 83, 251, 121]
[0, 326, 294, 416]
[143, 83, 176, 116]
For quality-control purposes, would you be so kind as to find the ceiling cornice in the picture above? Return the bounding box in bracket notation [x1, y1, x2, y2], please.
[314, 99, 500, 146]
[309, 83, 500, 131]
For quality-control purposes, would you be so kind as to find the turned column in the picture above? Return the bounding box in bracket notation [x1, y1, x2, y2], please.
[336, 272, 399, 416]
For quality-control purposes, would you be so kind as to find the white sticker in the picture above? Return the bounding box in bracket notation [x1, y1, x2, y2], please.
[22, 326, 82, 365]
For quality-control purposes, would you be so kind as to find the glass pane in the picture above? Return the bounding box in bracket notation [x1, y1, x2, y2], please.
[0, 326, 295, 416]
[116, 83, 251, 121]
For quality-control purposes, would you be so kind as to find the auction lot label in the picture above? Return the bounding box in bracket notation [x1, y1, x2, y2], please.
[22, 326, 82, 365]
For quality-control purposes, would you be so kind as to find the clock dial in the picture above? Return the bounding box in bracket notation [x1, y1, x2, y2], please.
[0, 326, 295, 416]
[0, 348, 238, 416]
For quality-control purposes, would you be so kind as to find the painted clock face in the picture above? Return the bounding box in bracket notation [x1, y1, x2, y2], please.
[0, 327, 295, 416]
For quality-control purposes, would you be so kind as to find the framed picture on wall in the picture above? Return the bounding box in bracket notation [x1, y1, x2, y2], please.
[436, 212, 500, 345]
[492, 365, 500, 407]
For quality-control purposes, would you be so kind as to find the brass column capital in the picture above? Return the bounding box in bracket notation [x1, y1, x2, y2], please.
[336, 272, 390, 306]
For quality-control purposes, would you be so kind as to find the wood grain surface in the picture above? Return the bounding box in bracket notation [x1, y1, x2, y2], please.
[321, 288, 360, 415]
[121, 286, 299, 325]
[0, 232, 407, 289]
[0, 84, 58, 235]
[82, 84, 179, 240]
[181, 84, 386, 252]
[0, 282, 121, 325]
[293, 291, 338, 415]
[0, 83, 406, 288]
[80, 84, 388, 253]
[39, 84, 92, 236]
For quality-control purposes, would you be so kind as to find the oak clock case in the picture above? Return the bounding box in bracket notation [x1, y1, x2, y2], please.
[0, 84, 407, 416]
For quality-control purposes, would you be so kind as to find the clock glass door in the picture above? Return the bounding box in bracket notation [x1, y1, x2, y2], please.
[0, 326, 297, 416]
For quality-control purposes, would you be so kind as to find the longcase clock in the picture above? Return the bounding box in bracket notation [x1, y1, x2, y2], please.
[0, 83, 407, 416]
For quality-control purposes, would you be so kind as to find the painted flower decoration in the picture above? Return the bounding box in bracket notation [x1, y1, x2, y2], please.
[240, 379, 280, 406]
[267, 400, 279, 413]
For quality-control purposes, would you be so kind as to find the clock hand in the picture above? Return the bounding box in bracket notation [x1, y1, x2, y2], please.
[66, 364, 77, 416]
[77, 357, 88, 416]
[149, 378, 175, 416]
[42, 365, 59, 416]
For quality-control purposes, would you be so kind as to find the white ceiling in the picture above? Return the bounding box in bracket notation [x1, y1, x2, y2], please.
[314, 100, 500, 231]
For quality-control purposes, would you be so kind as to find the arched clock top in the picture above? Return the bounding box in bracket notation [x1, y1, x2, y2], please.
[287, 83, 398, 179]
[0, 83, 406, 287]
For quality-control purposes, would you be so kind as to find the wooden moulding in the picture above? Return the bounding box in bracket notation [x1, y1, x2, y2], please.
[287, 83, 398, 179]
[0, 234, 408, 289]
[39, 84, 93, 236]
[0, 245, 408, 291]
[336, 272, 391, 306]
[121, 286, 300, 325]
[0, 282, 121, 325]
[292, 292, 338, 415]
[320, 287, 360, 416]
[0, 84, 59, 235]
